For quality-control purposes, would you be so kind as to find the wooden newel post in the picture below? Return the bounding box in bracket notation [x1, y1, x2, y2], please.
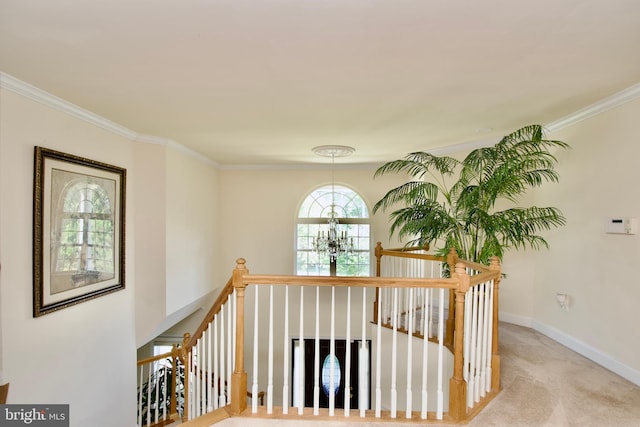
[445, 247, 458, 348]
[230, 258, 249, 415]
[489, 256, 502, 392]
[449, 262, 469, 422]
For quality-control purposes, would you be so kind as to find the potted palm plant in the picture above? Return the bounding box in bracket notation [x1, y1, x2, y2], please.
[373, 124, 568, 265]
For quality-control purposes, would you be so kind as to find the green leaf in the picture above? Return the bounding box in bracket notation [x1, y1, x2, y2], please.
[373, 124, 569, 263]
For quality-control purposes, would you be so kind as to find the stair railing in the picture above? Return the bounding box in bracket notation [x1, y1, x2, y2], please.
[182, 278, 237, 421]
[136, 345, 183, 427]
[154, 249, 501, 425]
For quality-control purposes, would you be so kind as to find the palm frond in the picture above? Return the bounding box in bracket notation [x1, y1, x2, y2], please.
[374, 152, 459, 180]
[373, 124, 569, 263]
[372, 181, 440, 213]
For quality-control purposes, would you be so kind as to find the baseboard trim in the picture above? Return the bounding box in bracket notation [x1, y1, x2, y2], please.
[500, 312, 640, 387]
[499, 311, 533, 328]
[531, 320, 640, 387]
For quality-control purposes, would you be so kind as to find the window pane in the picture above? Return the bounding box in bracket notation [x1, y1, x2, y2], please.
[297, 185, 370, 276]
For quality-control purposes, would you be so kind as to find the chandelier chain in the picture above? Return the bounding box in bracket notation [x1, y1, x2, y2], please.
[311, 146, 355, 262]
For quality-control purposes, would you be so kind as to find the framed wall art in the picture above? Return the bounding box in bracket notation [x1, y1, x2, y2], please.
[33, 146, 126, 317]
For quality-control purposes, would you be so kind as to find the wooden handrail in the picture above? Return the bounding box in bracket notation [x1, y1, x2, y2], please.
[467, 269, 501, 286]
[186, 278, 235, 349]
[137, 347, 181, 366]
[241, 274, 458, 289]
[376, 249, 442, 261]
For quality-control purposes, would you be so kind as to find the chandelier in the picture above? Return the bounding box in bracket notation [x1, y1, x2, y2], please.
[311, 145, 356, 262]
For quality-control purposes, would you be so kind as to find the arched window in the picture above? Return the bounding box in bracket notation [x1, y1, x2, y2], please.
[296, 185, 370, 276]
[52, 178, 115, 289]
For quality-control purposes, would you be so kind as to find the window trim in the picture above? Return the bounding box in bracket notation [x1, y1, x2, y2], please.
[295, 185, 372, 276]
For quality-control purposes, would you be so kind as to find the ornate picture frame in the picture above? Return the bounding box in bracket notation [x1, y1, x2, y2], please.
[33, 146, 126, 317]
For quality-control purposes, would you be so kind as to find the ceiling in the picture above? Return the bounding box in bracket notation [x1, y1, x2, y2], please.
[1, 0, 639, 166]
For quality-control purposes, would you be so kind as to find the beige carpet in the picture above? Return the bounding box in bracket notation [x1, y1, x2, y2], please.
[213, 323, 640, 426]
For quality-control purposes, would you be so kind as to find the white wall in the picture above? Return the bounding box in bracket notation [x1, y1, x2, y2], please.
[134, 142, 167, 345]
[218, 167, 408, 275]
[135, 143, 221, 347]
[531, 97, 640, 384]
[0, 75, 223, 426]
[0, 86, 136, 426]
[165, 148, 221, 313]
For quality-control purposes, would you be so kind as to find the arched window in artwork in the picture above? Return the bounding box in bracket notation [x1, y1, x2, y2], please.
[51, 178, 115, 290]
[296, 185, 370, 276]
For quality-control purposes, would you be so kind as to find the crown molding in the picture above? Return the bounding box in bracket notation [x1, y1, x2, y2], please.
[3, 72, 639, 167]
[546, 83, 640, 132]
[428, 136, 500, 156]
[131, 134, 217, 166]
[429, 83, 640, 156]
[165, 139, 219, 167]
[0, 72, 217, 167]
[0, 72, 137, 140]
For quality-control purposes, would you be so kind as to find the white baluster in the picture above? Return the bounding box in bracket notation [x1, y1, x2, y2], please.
[421, 287, 429, 419]
[283, 285, 290, 414]
[329, 286, 336, 416]
[197, 340, 203, 417]
[203, 337, 207, 415]
[406, 288, 414, 419]
[463, 287, 472, 384]
[267, 285, 274, 414]
[486, 280, 494, 393]
[479, 282, 488, 400]
[359, 287, 367, 418]
[163, 358, 168, 421]
[298, 286, 305, 415]
[375, 286, 382, 418]
[391, 287, 398, 418]
[313, 286, 320, 415]
[138, 365, 143, 427]
[344, 286, 352, 417]
[155, 359, 160, 422]
[213, 317, 219, 410]
[428, 287, 434, 339]
[468, 286, 478, 408]
[204, 334, 209, 415]
[207, 325, 212, 412]
[436, 288, 444, 420]
[201, 337, 206, 415]
[252, 287, 259, 413]
[227, 298, 232, 402]
[233, 289, 237, 372]
[196, 339, 201, 416]
[188, 349, 194, 420]
[382, 277, 389, 323]
[146, 360, 153, 423]
[219, 306, 225, 407]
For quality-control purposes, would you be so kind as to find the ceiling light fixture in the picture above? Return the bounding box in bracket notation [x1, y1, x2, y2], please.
[311, 145, 355, 262]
